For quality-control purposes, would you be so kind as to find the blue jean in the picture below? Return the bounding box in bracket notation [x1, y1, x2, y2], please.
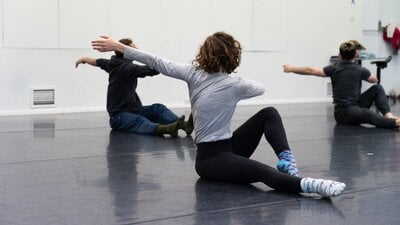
[109, 103, 179, 135]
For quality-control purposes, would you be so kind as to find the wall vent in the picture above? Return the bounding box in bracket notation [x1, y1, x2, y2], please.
[31, 88, 56, 108]
[326, 82, 333, 96]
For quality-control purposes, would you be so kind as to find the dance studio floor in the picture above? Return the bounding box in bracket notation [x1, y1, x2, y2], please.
[1, 102, 399, 225]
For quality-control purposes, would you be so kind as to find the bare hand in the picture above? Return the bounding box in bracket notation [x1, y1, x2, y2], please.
[91, 35, 122, 52]
[75, 58, 85, 68]
[282, 64, 292, 73]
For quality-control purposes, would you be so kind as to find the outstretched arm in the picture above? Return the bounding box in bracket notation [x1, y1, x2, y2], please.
[91, 35, 192, 81]
[131, 65, 160, 78]
[91, 35, 126, 54]
[283, 64, 326, 77]
[75, 57, 97, 68]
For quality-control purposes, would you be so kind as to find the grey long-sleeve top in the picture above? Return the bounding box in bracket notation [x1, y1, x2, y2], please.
[123, 47, 265, 144]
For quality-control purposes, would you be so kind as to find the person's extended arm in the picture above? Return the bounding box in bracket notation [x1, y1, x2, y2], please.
[91, 35, 192, 81]
[283, 64, 326, 77]
[75, 57, 97, 68]
[123, 47, 192, 80]
[131, 64, 160, 78]
[236, 78, 265, 100]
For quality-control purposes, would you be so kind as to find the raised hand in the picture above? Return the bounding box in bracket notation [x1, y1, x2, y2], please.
[282, 64, 292, 73]
[75, 58, 85, 68]
[91, 35, 125, 53]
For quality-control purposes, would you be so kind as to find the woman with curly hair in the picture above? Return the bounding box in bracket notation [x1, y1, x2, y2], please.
[91, 32, 345, 197]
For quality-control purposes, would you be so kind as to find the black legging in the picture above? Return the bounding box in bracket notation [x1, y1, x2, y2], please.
[195, 107, 302, 193]
[334, 84, 397, 129]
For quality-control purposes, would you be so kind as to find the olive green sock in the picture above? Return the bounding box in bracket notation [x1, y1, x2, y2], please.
[156, 116, 185, 137]
[182, 113, 194, 136]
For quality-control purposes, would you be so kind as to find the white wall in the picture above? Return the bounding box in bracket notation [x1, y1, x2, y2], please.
[0, 0, 367, 115]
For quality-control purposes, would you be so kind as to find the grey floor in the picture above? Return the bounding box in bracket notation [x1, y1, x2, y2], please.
[1, 102, 400, 225]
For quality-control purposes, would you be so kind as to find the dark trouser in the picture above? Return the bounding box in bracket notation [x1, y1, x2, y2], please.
[359, 84, 390, 115]
[334, 85, 397, 129]
[109, 103, 179, 134]
[195, 107, 302, 193]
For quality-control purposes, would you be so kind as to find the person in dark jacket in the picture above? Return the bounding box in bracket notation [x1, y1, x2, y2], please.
[76, 38, 193, 137]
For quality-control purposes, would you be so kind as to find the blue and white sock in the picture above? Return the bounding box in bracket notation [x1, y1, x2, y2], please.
[276, 150, 299, 177]
[300, 177, 346, 197]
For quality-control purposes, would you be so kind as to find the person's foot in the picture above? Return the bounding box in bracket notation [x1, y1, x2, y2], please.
[276, 150, 299, 177]
[172, 116, 185, 137]
[156, 116, 185, 137]
[384, 112, 398, 120]
[395, 118, 400, 128]
[300, 177, 346, 197]
[181, 113, 194, 136]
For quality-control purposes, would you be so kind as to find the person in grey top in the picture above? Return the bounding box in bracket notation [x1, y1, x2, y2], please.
[91, 32, 346, 197]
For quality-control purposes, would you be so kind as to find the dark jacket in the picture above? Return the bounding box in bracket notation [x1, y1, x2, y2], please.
[96, 56, 159, 116]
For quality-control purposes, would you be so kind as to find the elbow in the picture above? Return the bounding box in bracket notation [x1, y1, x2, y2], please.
[259, 87, 266, 95]
[308, 68, 321, 76]
[305, 68, 314, 74]
[369, 77, 378, 83]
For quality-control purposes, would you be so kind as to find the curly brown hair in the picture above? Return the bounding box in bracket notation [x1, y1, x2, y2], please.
[193, 32, 242, 74]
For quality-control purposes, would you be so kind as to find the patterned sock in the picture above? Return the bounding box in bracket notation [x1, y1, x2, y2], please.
[276, 150, 299, 177]
[300, 177, 346, 197]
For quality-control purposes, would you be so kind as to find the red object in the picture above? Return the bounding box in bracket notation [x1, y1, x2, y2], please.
[383, 27, 400, 55]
